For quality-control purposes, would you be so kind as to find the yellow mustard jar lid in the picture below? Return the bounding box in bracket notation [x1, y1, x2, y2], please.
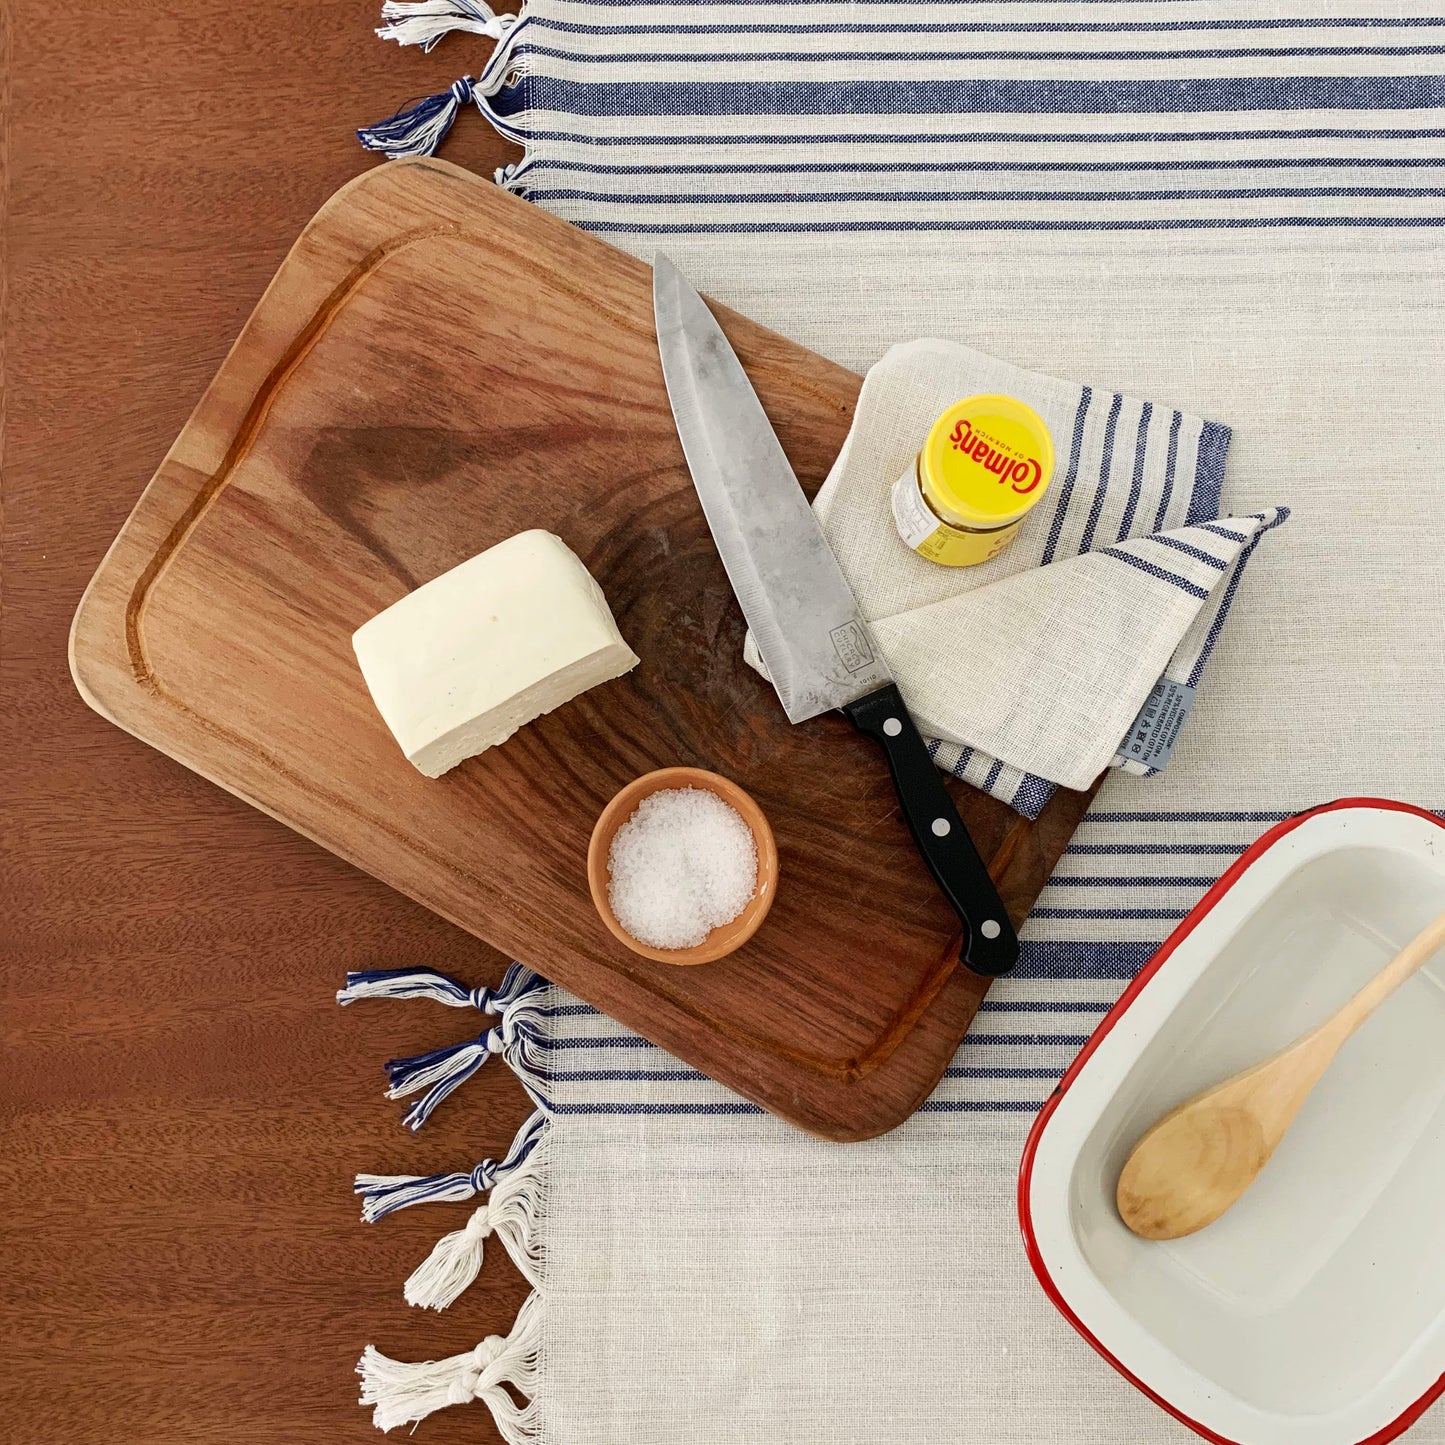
[920, 394, 1055, 531]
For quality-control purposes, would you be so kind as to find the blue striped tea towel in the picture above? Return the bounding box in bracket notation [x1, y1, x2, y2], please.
[747, 338, 1286, 817]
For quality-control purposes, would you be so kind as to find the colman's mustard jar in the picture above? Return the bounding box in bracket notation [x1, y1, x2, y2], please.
[890, 394, 1055, 566]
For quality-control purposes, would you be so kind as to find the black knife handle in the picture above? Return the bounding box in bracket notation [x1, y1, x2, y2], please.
[843, 683, 1018, 977]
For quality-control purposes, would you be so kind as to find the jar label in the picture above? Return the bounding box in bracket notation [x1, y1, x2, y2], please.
[891, 467, 943, 549]
[891, 464, 1021, 567]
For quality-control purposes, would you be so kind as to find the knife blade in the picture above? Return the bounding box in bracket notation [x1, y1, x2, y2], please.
[653, 255, 1018, 977]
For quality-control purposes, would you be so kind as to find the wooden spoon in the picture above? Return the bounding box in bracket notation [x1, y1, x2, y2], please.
[1116, 907, 1445, 1241]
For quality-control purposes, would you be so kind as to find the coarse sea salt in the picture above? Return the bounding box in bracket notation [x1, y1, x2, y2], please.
[607, 787, 758, 950]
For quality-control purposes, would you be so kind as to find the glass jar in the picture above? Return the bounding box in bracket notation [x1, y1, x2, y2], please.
[890, 393, 1055, 567]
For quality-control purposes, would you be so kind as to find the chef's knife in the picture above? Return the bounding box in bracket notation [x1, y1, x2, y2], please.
[653, 256, 1017, 977]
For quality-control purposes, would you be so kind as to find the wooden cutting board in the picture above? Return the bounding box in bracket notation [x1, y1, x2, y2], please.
[70, 158, 1096, 1141]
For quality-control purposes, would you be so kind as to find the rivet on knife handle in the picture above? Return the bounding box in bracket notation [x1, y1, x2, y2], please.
[842, 683, 1018, 977]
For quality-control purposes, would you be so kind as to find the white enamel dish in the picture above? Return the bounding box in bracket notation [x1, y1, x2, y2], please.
[1020, 799, 1445, 1445]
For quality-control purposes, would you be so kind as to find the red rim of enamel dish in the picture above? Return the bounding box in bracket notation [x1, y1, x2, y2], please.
[1017, 797, 1445, 1445]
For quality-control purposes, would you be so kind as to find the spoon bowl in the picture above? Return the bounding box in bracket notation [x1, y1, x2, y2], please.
[1116, 906, 1445, 1241]
[1116, 1102, 1269, 1240]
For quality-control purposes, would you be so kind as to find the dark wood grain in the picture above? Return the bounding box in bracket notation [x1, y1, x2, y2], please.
[3, 5, 539, 1443]
[69, 158, 1096, 1141]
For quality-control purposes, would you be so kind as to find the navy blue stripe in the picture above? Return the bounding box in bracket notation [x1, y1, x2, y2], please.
[1041, 388, 1092, 565]
[1010, 773, 1057, 817]
[1185, 510, 1288, 688]
[1048, 874, 1218, 886]
[1187, 420, 1232, 523]
[1079, 392, 1124, 553]
[1186, 511, 1287, 688]
[537, 1033, 649, 1049]
[1194, 520, 1253, 540]
[1033, 907, 1189, 919]
[531, 184, 1445, 203]
[579, 217, 1445, 234]
[1152, 410, 1183, 531]
[1079, 803, 1444, 824]
[551, 1068, 705, 1082]
[526, 43, 1445, 62]
[1065, 840, 1246, 854]
[1116, 401, 1152, 541]
[531, 157, 1445, 177]
[535, 17, 1445, 37]
[977, 999, 1111, 1013]
[1084, 809, 1290, 820]
[1097, 545, 1212, 599]
[982, 757, 1005, 791]
[919, 1099, 1047, 1113]
[948, 1067, 1068, 1078]
[1017, 941, 1157, 980]
[509, 125, 1445, 146]
[512, 75, 1445, 118]
[1147, 533, 1231, 569]
[966, 1032, 1094, 1045]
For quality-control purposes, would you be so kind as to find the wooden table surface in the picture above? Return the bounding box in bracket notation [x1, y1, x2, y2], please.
[3, 5, 532, 1440]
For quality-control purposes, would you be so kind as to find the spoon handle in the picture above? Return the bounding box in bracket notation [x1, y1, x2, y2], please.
[1330, 908, 1445, 1041]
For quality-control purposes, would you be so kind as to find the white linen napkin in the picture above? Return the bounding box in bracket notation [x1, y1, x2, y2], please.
[746, 339, 1286, 817]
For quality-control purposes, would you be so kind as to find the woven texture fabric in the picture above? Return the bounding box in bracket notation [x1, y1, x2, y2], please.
[535, 992, 1202, 1444]
[742, 337, 1284, 812]
[350, 3, 1445, 1441]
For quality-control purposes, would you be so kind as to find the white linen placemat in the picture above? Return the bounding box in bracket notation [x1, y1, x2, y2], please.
[342, 2, 1445, 1441]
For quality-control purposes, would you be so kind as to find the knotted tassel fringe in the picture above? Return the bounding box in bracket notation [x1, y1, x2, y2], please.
[404, 1135, 546, 1308]
[357, 76, 478, 159]
[377, 0, 517, 52]
[383, 991, 550, 1130]
[495, 158, 536, 197]
[359, 1291, 541, 1437]
[338, 960, 541, 1014]
[356, 1107, 548, 1222]
[358, 7, 530, 159]
[382, 1030, 499, 1128]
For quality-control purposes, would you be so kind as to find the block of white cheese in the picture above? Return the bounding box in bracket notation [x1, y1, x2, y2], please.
[352, 530, 640, 778]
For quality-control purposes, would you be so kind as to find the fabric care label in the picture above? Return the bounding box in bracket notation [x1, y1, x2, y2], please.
[1118, 678, 1197, 771]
